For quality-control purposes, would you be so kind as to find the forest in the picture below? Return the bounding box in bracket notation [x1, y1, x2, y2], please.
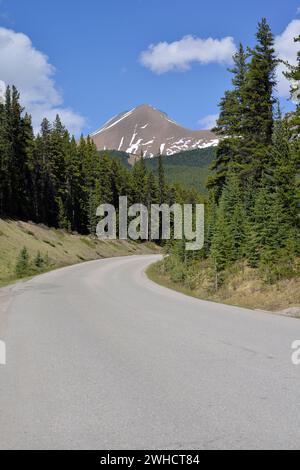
[0, 18, 299, 295]
[158, 18, 299, 293]
[0, 87, 198, 236]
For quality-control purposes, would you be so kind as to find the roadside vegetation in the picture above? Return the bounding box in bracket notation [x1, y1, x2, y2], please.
[0, 219, 158, 287]
[0, 18, 298, 312]
[0, 87, 199, 236]
[0, 80, 194, 287]
[147, 258, 300, 313]
[150, 19, 300, 312]
[100, 147, 215, 194]
[144, 147, 215, 193]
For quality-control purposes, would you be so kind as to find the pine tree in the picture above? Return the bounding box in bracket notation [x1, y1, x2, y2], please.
[88, 181, 101, 236]
[21, 112, 35, 220]
[157, 152, 166, 204]
[131, 156, 147, 204]
[15, 246, 30, 277]
[283, 35, 300, 106]
[245, 182, 291, 268]
[0, 93, 8, 216]
[144, 171, 157, 240]
[283, 34, 300, 225]
[210, 174, 246, 263]
[207, 91, 238, 197]
[98, 153, 113, 204]
[210, 192, 233, 288]
[207, 44, 248, 196]
[268, 107, 297, 224]
[3, 86, 27, 218]
[34, 251, 44, 269]
[57, 196, 69, 230]
[64, 136, 86, 232]
[50, 115, 67, 224]
[36, 118, 56, 225]
[205, 189, 218, 253]
[241, 18, 277, 177]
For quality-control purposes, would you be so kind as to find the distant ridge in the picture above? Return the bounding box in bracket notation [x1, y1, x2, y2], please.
[91, 104, 218, 157]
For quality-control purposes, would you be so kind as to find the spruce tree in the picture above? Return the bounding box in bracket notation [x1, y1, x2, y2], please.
[269, 107, 297, 224]
[15, 246, 30, 277]
[0, 93, 8, 216]
[131, 156, 147, 204]
[210, 192, 233, 288]
[241, 18, 277, 177]
[157, 152, 166, 204]
[208, 44, 248, 196]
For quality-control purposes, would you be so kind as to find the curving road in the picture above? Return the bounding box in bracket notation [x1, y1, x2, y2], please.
[0, 254, 300, 450]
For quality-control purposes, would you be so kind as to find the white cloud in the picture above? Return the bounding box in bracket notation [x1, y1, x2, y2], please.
[0, 27, 85, 135]
[198, 113, 218, 130]
[275, 19, 300, 98]
[140, 35, 236, 74]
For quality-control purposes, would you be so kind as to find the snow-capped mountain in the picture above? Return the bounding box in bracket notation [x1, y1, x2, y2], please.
[90, 104, 218, 157]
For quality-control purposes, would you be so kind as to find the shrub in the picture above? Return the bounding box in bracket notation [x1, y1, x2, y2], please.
[34, 251, 44, 269]
[15, 247, 30, 278]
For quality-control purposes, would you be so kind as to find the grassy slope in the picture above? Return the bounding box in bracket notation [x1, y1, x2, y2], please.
[0, 219, 158, 287]
[147, 259, 300, 314]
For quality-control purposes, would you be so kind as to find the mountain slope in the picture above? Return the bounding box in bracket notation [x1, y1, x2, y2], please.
[101, 147, 216, 193]
[91, 104, 218, 157]
[145, 147, 215, 193]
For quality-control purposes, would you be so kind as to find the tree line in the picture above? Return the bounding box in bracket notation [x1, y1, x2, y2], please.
[0, 17, 298, 288]
[0, 87, 198, 236]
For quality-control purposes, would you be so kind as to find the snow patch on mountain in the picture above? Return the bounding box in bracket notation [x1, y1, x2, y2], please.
[118, 136, 124, 151]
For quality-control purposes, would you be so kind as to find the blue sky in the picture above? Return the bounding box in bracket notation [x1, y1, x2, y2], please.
[0, 0, 299, 135]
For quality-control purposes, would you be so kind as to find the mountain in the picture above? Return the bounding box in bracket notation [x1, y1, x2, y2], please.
[90, 104, 218, 157]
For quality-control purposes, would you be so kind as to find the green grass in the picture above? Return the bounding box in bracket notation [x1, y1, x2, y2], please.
[0, 219, 159, 287]
[146, 261, 202, 300]
[147, 258, 300, 313]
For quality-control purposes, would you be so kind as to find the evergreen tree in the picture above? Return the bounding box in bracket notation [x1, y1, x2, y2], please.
[283, 35, 300, 105]
[21, 112, 35, 219]
[34, 251, 45, 269]
[268, 107, 297, 224]
[245, 183, 291, 268]
[88, 181, 101, 236]
[98, 154, 113, 204]
[241, 18, 277, 177]
[0, 94, 8, 215]
[157, 152, 166, 204]
[207, 44, 248, 196]
[131, 156, 147, 204]
[210, 197, 232, 289]
[15, 246, 30, 277]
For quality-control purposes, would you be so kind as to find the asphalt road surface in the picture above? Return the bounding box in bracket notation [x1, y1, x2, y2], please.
[0, 254, 299, 449]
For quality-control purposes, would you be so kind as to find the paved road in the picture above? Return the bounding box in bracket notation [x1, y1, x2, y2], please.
[0, 254, 299, 449]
